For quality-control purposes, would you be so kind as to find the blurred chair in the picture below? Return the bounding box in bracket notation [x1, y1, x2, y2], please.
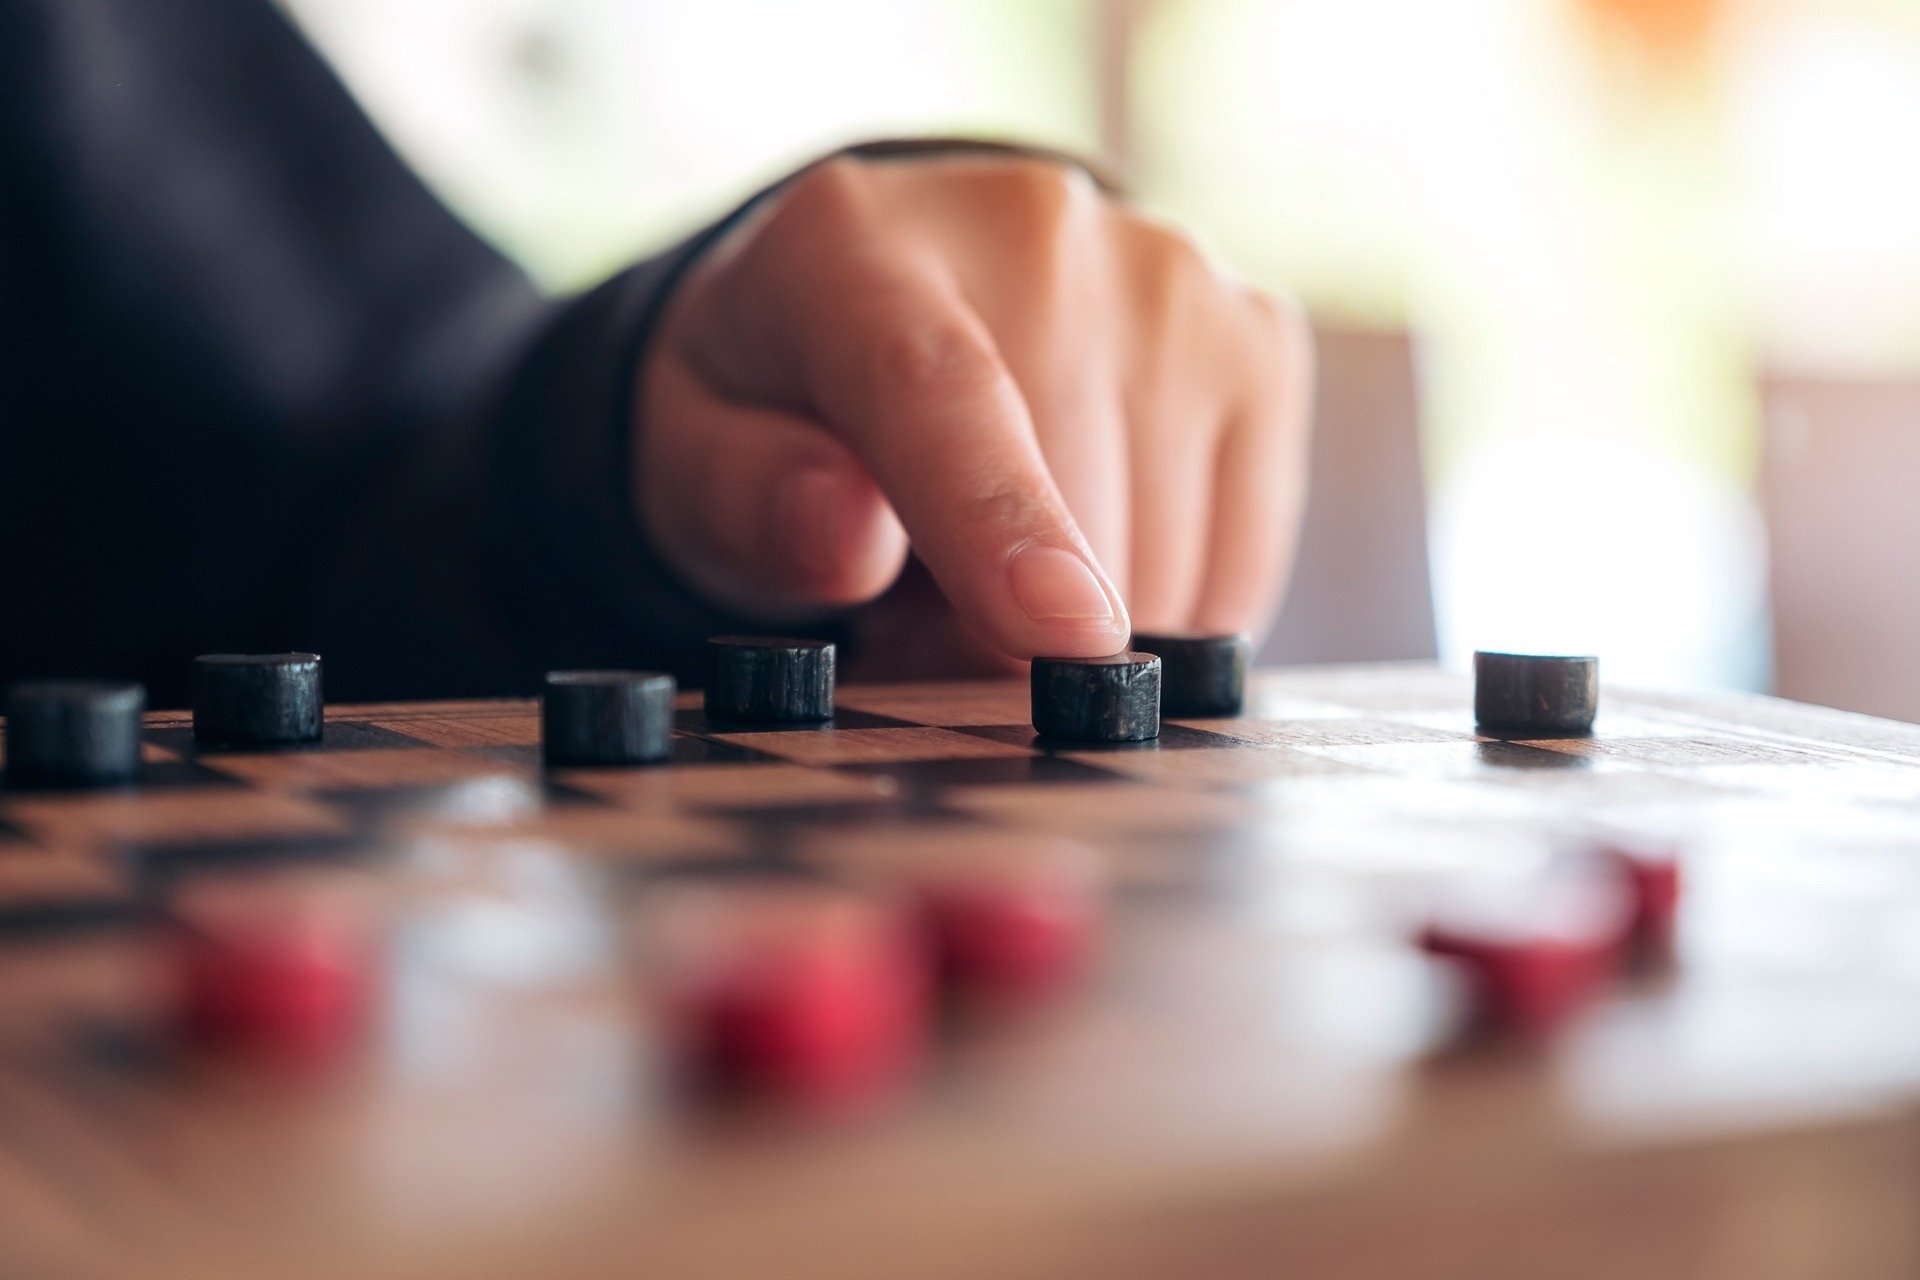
[1761, 373, 1920, 721]
[1261, 324, 1437, 664]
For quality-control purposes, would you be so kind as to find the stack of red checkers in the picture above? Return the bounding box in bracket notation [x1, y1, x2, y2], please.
[1597, 839, 1683, 953]
[646, 883, 927, 1110]
[166, 875, 379, 1064]
[1417, 924, 1621, 1038]
[1416, 856, 1635, 1039]
[1418, 837, 1686, 1039]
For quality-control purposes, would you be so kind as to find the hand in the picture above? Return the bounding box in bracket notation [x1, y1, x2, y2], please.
[636, 152, 1313, 675]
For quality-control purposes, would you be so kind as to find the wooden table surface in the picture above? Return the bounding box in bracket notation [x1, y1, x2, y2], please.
[1, 664, 1918, 1280]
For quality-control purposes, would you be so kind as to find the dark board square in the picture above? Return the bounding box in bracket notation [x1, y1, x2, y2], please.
[620, 855, 825, 887]
[467, 735, 783, 772]
[145, 721, 433, 756]
[1136, 724, 1255, 750]
[123, 834, 374, 890]
[140, 727, 197, 756]
[673, 706, 919, 736]
[836, 756, 1129, 789]
[0, 755, 240, 796]
[319, 721, 440, 750]
[0, 897, 139, 940]
[135, 758, 248, 790]
[727, 796, 967, 829]
[945, 723, 1249, 753]
[664, 735, 786, 766]
[945, 724, 1068, 752]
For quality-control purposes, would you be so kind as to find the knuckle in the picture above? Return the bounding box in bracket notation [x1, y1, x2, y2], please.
[1137, 215, 1210, 278]
[1251, 287, 1312, 352]
[1246, 287, 1316, 393]
[989, 158, 1087, 226]
[867, 313, 1002, 400]
[1123, 215, 1212, 320]
[962, 161, 1096, 294]
[768, 156, 874, 238]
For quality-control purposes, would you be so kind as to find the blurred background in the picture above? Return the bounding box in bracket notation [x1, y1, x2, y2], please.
[281, 0, 1920, 717]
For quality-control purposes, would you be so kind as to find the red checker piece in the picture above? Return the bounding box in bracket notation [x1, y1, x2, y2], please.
[1418, 925, 1618, 1038]
[166, 875, 380, 1062]
[648, 882, 928, 1109]
[1598, 840, 1683, 951]
[911, 837, 1103, 1003]
[1418, 859, 1631, 1037]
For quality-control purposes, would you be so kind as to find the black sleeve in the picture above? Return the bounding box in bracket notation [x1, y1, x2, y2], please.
[0, 0, 759, 702]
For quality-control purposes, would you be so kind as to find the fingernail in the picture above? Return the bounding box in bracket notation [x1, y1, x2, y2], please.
[774, 465, 853, 580]
[1008, 543, 1116, 625]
